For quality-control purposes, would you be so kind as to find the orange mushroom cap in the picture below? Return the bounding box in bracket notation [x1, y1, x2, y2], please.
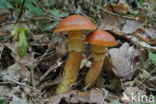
[85, 30, 117, 47]
[55, 15, 96, 32]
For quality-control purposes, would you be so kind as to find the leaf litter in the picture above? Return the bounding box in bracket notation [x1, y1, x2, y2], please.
[0, 0, 156, 104]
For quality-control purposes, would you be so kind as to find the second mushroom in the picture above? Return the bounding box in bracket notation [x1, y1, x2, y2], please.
[85, 30, 117, 87]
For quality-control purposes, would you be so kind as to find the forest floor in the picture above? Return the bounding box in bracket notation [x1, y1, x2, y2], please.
[0, 0, 156, 104]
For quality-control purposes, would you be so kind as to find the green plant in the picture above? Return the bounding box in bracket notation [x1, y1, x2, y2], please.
[148, 50, 156, 64]
[0, 0, 13, 8]
[12, 24, 29, 58]
[0, 99, 4, 104]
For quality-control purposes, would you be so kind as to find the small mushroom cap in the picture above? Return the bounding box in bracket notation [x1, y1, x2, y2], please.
[55, 15, 96, 32]
[85, 30, 117, 47]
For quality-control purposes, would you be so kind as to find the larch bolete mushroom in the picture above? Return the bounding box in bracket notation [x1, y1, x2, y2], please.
[55, 15, 96, 93]
[85, 30, 116, 87]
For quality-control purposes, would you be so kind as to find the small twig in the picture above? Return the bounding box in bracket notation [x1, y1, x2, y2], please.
[15, 0, 26, 24]
[100, 88, 108, 104]
[127, 36, 156, 52]
[5, 78, 40, 92]
[30, 67, 36, 89]
[0, 82, 14, 85]
[112, 29, 156, 52]
[39, 58, 62, 82]
[134, 78, 149, 90]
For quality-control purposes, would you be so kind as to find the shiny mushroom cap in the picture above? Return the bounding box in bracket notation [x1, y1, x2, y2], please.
[55, 15, 96, 32]
[85, 30, 117, 47]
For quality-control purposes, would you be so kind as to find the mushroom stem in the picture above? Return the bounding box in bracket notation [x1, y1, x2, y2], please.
[85, 46, 107, 87]
[56, 30, 84, 94]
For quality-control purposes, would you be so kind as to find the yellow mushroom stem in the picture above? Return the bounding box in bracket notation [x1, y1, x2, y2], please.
[56, 30, 84, 94]
[85, 45, 107, 87]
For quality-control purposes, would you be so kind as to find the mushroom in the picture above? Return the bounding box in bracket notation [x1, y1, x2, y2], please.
[55, 15, 96, 93]
[85, 30, 117, 87]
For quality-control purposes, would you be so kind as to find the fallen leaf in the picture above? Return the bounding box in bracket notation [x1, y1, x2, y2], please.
[0, 8, 11, 23]
[99, 14, 125, 31]
[0, 85, 10, 96]
[121, 87, 146, 103]
[105, 3, 129, 15]
[122, 20, 143, 34]
[42, 89, 110, 104]
[1, 63, 30, 82]
[149, 76, 156, 86]
[31, 34, 50, 46]
[41, 90, 84, 104]
[142, 28, 156, 45]
[89, 88, 108, 104]
[4, 42, 37, 67]
[109, 43, 144, 78]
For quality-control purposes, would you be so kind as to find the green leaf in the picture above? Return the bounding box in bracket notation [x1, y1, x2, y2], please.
[44, 21, 58, 30]
[12, 24, 29, 58]
[26, 4, 44, 15]
[18, 31, 28, 58]
[49, 9, 68, 18]
[0, 0, 13, 8]
[12, 24, 21, 41]
[0, 99, 4, 104]
[148, 51, 156, 64]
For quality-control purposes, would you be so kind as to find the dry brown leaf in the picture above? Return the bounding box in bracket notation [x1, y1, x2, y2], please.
[4, 42, 37, 67]
[0, 85, 10, 96]
[149, 76, 156, 86]
[31, 34, 50, 46]
[0, 85, 29, 104]
[41, 90, 85, 104]
[0, 30, 10, 36]
[42, 89, 110, 104]
[1, 63, 30, 82]
[121, 87, 146, 103]
[143, 28, 156, 45]
[99, 14, 125, 31]
[109, 3, 129, 15]
[109, 43, 144, 78]
[122, 20, 143, 34]
[0, 9, 11, 23]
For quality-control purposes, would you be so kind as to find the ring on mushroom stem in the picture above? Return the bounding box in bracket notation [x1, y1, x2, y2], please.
[85, 30, 117, 87]
[54, 15, 96, 94]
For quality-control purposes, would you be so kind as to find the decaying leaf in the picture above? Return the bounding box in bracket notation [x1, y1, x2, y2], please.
[99, 14, 125, 31]
[4, 43, 37, 67]
[0, 85, 29, 104]
[42, 89, 111, 104]
[1, 63, 30, 82]
[122, 20, 143, 34]
[31, 34, 50, 46]
[105, 3, 129, 15]
[109, 43, 146, 78]
[149, 76, 156, 86]
[0, 8, 11, 23]
[121, 87, 146, 103]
